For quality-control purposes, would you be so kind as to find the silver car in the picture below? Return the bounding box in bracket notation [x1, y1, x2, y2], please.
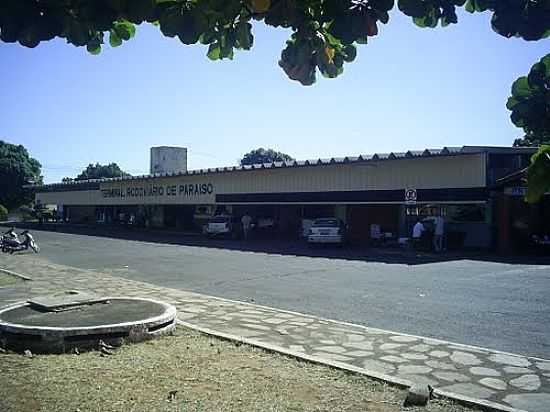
[307, 218, 347, 244]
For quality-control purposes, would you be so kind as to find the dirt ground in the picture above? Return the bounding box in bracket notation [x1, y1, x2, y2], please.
[0, 328, 481, 412]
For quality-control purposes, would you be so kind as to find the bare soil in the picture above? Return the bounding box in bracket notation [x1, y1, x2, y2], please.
[0, 328, 480, 412]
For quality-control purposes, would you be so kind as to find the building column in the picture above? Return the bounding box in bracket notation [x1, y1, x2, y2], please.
[335, 205, 347, 223]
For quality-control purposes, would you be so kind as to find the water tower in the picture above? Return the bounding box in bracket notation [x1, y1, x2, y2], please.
[150, 146, 188, 175]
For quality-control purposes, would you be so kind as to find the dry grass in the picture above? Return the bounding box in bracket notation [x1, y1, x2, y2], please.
[0, 328, 480, 412]
[0, 272, 21, 287]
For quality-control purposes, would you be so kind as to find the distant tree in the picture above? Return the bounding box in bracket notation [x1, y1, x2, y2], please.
[61, 177, 74, 183]
[240, 148, 294, 166]
[0, 204, 8, 222]
[0, 140, 42, 210]
[74, 163, 131, 181]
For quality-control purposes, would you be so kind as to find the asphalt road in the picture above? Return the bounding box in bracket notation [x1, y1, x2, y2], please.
[5, 228, 550, 359]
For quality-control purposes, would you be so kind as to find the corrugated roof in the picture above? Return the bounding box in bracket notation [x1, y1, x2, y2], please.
[31, 145, 536, 191]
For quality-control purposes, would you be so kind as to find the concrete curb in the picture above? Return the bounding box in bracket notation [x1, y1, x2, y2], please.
[0, 268, 33, 282]
[176, 319, 526, 412]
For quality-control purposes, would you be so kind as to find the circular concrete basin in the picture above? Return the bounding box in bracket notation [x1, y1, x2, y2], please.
[0, 297, 176, 354]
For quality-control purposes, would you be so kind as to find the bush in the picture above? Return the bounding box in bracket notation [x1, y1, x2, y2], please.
[0, 204, 8, 222]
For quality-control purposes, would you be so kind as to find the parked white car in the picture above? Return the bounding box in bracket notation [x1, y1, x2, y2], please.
[307, 218, 347, 244]
[204, 215, 239, 238]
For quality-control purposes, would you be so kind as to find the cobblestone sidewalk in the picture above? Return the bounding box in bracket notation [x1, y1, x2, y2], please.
[1, 255, 549, 412]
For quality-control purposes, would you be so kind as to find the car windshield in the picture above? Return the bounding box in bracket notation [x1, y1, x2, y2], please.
[312, 218, 339, 227]
[210, 216, 230, 223]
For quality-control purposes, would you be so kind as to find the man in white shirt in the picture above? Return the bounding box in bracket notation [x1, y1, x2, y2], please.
[412, 219, 425, 250]
[433, 215, 445, 252]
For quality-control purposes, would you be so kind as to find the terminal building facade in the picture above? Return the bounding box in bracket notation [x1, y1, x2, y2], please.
[32, 146, 538, 251]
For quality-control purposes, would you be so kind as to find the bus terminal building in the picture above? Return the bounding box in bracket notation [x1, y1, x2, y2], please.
[32, 145, 542, 252]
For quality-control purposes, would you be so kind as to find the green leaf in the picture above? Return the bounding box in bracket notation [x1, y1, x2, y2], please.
[113, 20, 136, 41]
[207, 42, 221, 60]
[236, 22, 253, 50]
[542, 54, 550, 77]
[413, 14, 437, 29]
[18, 27, 40, 48]
[528, 62, 546, 89]
[67, 20, 91, 47]
[375, 10, 390, 24]
[372, 0, 395, 12]
[526, 145, 550, 203]
[465, 0, 487, 13]
[87, 42, 102, 55]
[109, 30, 122, 47]
[511, 77, 532, 98]
[159, 6, 184, 38]
[343, 44, 357, 62]
[398, 0, 426, 18]
[506, 96, 519, 110]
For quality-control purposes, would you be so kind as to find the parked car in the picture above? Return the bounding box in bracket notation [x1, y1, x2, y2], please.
[204, 215, 241, 239]
[307, 218, 347, 244]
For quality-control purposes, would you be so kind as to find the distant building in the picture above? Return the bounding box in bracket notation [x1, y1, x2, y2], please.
[31, 146, 537, 251]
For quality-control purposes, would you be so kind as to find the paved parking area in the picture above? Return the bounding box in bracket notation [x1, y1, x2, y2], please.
[3, 227, 550, 360]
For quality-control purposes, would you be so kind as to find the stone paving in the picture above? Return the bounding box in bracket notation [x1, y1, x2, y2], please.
[1, 255, 550, 412]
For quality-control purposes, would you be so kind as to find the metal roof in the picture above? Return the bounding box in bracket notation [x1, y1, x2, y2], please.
[31, 145, 536, 191]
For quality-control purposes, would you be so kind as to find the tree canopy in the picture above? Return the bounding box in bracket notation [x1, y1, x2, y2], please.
[71, 162, 131, 181]
[0, 140, 42, 210]
[240, 148, 294, 165]
[1, 1, 548, 85]
[510, 54, 550, 147]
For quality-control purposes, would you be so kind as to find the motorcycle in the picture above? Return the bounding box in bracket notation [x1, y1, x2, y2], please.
[1, 230, 40, 254]
[1, 228, 19, 249]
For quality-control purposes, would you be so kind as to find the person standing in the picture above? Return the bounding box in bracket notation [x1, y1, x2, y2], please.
[241, 212, 252, 240]
[412, 219, 425, 251]
[433, 215, 445, 252]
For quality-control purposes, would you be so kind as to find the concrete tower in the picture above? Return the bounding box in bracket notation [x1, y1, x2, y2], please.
[150, 146, 188, 175]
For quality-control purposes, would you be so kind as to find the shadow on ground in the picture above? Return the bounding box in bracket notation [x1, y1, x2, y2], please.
[3, 222, 549, 266]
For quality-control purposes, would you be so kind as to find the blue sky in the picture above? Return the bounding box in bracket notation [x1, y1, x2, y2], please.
[0, 8, 547, 183]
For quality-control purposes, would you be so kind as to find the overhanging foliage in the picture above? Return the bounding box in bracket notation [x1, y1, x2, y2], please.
[506, 54, 550, 203]
[526, 145, 550, 203]
[1, 1, 548, 85]
[509, 54, 550, 147]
